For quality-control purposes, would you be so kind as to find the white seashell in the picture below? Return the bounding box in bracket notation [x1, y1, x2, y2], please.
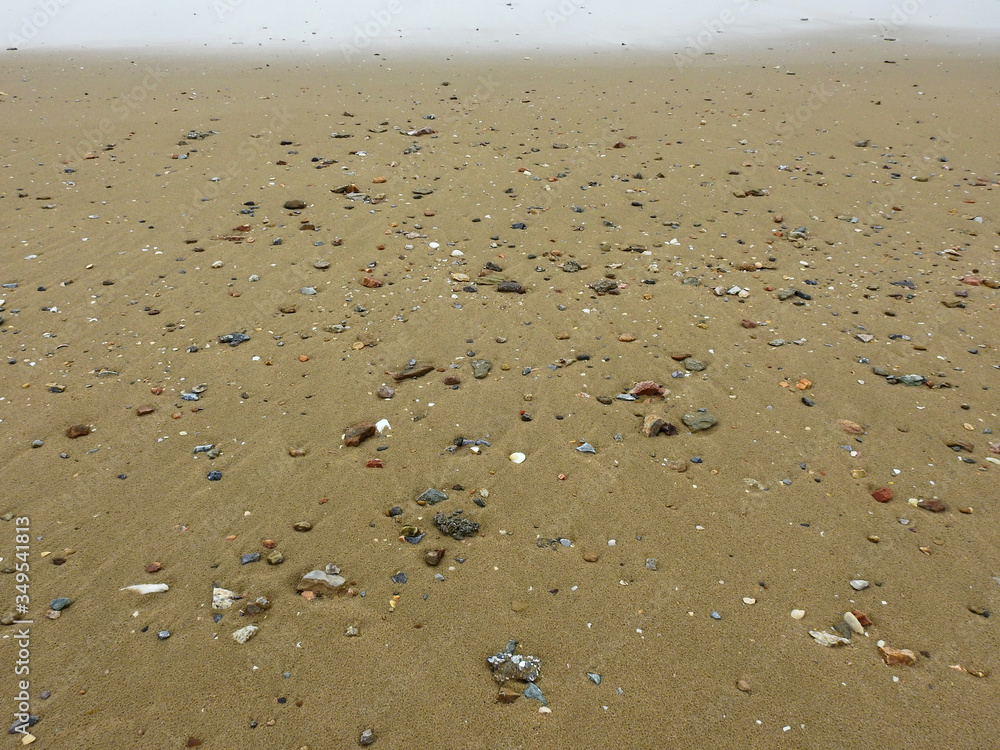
[790, 609, 806, 620]
[810, 630, 851, 647]
[232, 624, 259, 644]
[509, 452, 526, 464]
[119, 583, 169, 594]
[844, 611, 865, 635]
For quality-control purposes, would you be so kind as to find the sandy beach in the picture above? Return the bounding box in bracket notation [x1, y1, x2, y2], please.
[1, 27, 999, 749]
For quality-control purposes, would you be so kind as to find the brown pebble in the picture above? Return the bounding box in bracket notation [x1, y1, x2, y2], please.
[642, 414, 665, 437]
[917, 498, 946, 512]
[136, 405, 156, 416]
[150, 387, 164, 395]
[262, 539, 276, 549]
[958, 506, 973, 514]
[836, 419, 866, 435]
[740, 319, 758, 329]
[555, 331, 570, 340]
[376, 385, 395, 399]
[288, 446, 308, 457]
[851, 609, 872, 627]
[871, 487, 893, 503]
[293, 521, 313, 532]
[736, 679, 751, 693]
[145, 562, 162, 573]
[66, 424, 91, 439]
[496, 688, 520, 704]
[443, 375, 461, 386]
[618, 333, 637, 342]
[343, 422, 377, 446]
[424, 548, 445, 566]
[511, 600, 528, 613]
[583, 552, 600, 563]
[361, 276, 383, 288]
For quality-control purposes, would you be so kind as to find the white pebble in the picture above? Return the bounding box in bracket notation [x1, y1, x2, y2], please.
[232, 624, 259, 644]
[790, 609, 806, 620]
[119, 583, 169, 595]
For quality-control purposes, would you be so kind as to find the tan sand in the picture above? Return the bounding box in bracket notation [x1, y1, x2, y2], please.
[1, 38, 998, 748]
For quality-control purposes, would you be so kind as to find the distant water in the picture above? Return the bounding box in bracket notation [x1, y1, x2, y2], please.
[4, 0, 1000, 54]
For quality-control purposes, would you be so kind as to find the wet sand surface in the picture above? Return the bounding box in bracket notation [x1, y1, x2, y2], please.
[1, 39, 999, 748]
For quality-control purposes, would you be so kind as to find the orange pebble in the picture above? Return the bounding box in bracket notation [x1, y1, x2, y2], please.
[299, 355, 310, 362]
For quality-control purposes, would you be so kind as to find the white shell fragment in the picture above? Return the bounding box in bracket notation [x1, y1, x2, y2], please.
[119, 583, 169, 595]
[213, 586, 240, 610]
[849, 579, 870, 591]
[232, 624, 259, 644]
[375, 418, 391, 433]
[844, 611, 866, 635]
[509, 452, 526, 464]
[790, 609, 806, 620]
[810, 630, 851, 647]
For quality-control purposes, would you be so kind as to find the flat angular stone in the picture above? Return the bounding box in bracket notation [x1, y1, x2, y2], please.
[879, 645, 917, 666]
[296, 569, 347, 594]
[343, 422, 377, 446]
[682, 413, 718, 431]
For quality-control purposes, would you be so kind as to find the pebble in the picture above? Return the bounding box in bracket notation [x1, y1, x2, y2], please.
[232, 624, 259, 644]
[207, 470, 222, 481]
[849, 579, 870, 591]
[682, 412, 718, 431]
[50, 597, 72, 611]
[157, 630, 171, 640]
[471, 359, 492, 379]
[359, 728, 376, 746]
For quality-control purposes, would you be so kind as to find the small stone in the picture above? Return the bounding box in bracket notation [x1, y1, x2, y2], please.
[232, 624, 259, 644]
[416, 488, 448, 506]
[293, 521, 312, 532]
[50, 597, 72, 611]
[582, 552, 600, 562]
[645, 558, 658, 571]
[682, 412, 718, 431]
[871, 488, 893, 503]
[296, 569, 347, 594]
[240, 552, 261, 565]
[683, 358, 707, 372]
[496, 688, 520, 704]
[376, 385, 395, 399]
[65, 424, 91, 439]
[343, 422, 377, 446]
[424, 548, 445, 566]
[288, 446, 307, 457]
[852, 609, 872, 627]
[849, 579, 870, 591]
[283, 199, 307, 210]
[266, 551, 285, 565]
[790, 609, 806, 620]
[629, 380, 667, 397]
[736, 679, 751, 693]
[145, 562, 162, 573]
[917, 498, 946, 512]
[471, 359, 492, 379]
[157, 630, 171, 640]
[136, 405, 156, 416]
[878, 645, 917, 666]
[359, 728, 376, 746]
[212, 587, 240, 609]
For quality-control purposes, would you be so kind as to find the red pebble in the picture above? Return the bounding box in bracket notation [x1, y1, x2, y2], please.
[366, 459, 384, 468]
[871, 488, 893, 503]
